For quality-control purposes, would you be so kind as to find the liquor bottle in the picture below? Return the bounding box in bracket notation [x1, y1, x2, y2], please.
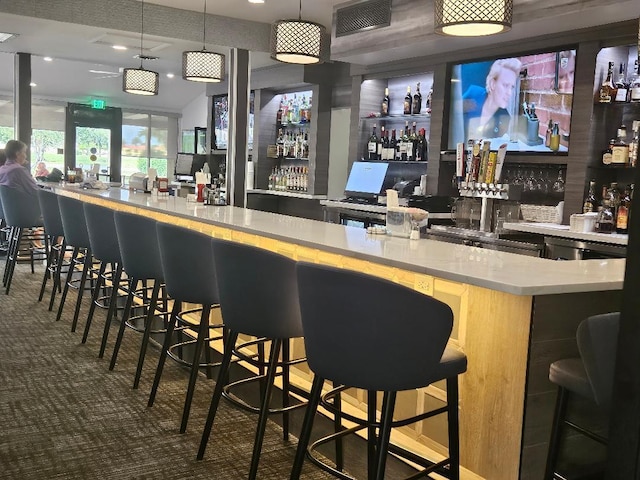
[595, 192, 615, 234]
[616, 185, 631, 234]
[583, 180, 597, 213]
[276, 99, 283, 124]
[281, 95, 289, 125]
[403, 86, 412, 115]
[549, 122, 560, 152]
[276, 128, 284, 157]
[630, 60, 640, 103]
[426, 85, 433, 114]
[302, 132, 309, 159]
[611, 125, 629, 164]
[382, 128, 390, 160]
[390, 129, 398, 161]
[412, 82, 422, 115]
[599, 62, 615, 103]
[614, 63, 629, 102]
[545, 119, 553, 148]
[415, 128, 427, 161]
[381, 87, 390, 116]
[602, 139, 614, 165]
[367, 124, 378, 160]
[630, 122, 639, 167]
[609, 182, 621, 219]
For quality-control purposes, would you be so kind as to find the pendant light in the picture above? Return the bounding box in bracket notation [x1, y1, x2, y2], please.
[182, 0, 225, 82]
[123, 0, 159, 95]
[434, 0, 513, 37]
[271, 0, 327, 65]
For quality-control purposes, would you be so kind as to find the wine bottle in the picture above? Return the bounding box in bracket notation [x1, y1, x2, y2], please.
[400, 128, 409, 161]
[390, 129, 398, 161]
[381, 87, 390, 116]
[412, 82, 422, 115]
[367, 124, 379, 160]
[382, 128, 390, 160]
[403, 86, 412, 115]
[406, 121, 417, 160]
[415, 128, 427, 161]
[378, 126, 386, 160]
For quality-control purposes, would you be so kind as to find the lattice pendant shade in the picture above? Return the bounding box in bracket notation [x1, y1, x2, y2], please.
[434, 0, 513, 36]
[182, 50, 225, 82]
[123, 67, 159, 95]
[271, 20, 326, 64]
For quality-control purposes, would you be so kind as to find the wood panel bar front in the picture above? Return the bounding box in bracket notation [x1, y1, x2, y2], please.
[52, 187, 624, 479]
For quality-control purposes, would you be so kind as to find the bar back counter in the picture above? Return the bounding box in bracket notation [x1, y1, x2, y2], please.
[52, 185, 624, 480]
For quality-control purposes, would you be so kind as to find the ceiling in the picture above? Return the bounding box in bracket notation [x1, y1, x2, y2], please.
[0, 0, 636, 115]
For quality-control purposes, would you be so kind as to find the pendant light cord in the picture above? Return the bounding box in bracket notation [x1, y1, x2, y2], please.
[298, 0, 302, 21]
[139, 0, 144, 67]
[202, 0, 207, 50]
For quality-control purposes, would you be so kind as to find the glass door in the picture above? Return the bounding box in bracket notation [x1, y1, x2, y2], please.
[75, 126, 111, 181]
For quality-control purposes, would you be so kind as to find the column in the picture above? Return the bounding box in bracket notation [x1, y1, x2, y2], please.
[14, 52, 32, 167]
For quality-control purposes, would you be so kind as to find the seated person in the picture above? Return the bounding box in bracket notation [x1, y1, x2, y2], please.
[34, 161, 49, 178]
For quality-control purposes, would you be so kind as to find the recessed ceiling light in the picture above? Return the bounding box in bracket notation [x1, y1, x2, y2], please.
[29, 82, 36, 87]
[112, 45, 128, 51]
[0, 33, 17, 43]
[43, 56, 53, 62]
[248, 0, 265, 3]
[166, 73, 175, 78]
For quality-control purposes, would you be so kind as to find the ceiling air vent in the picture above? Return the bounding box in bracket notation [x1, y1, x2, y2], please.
[335, 0, 391, 38]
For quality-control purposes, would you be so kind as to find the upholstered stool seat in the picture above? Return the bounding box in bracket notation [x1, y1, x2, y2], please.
[291, 263, 467, 480]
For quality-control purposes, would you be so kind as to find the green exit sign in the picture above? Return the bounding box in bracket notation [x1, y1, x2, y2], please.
[90, 99, 106, 110]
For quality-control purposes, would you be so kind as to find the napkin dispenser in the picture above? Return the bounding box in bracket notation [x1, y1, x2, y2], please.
[129, 172, 149, 192]
[386, 207, 413, 238]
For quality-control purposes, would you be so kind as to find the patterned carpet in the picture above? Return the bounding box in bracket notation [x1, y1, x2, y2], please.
[0, 263, 337, 480]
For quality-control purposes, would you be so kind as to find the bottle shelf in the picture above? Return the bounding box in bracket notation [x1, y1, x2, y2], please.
[277, 121, 311, 128]
[588, 164, 636, 169]
[361, 114, 431, 121]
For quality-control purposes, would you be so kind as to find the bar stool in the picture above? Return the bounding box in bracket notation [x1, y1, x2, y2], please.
[148, 222, 224, 434]
[0, 185, 45, 295]
[197, 239, 306, 479]
[110, 210, 168, 388]
[81, 202, 126, 357]
[36, 189, 68, 311]
[544, 312, 620, 480]
[291, 263, 468, 480]
[55, 195, 94, 332]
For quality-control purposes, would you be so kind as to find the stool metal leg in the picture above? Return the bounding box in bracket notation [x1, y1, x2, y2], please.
[70, 251, 93, 333]
[109, 277, 137, 369]
[446, 377, 461, 480]
[38, 235, 56, 301]
[545, 386, 568, 480]
[374, 391, 397, 480]
[179, 304, 211, 434]
[81, 262, 107, 344]
[197, 330, 239, 460]
[282, 338, 291, 442]
[368, 390, 378, 480]
[56, 246, 80, 322]
[99, 264, 123, 359]
[48, 240, 67, 311]
[133, 281, 161, 389]
[5, 227, 22, 294]
[289, 374, 325, 480]
[333, 382, 344, 472]
[248, 338, 282, 480]
[148, 300, 181, 408]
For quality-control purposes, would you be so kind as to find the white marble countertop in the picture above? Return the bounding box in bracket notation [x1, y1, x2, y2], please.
[247, 189, 327, 200]
[503, 222, 628, 246]
[57, 186, 625, 296]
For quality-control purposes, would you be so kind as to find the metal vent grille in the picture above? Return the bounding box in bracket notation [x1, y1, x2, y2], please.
[335, 0, 391, 38]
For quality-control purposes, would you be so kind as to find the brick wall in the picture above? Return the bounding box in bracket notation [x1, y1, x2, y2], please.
[519, 53, 573, 146]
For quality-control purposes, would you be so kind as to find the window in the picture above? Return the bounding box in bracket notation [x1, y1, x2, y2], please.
[122, 111, 174, 178]
[31, 103, 65, 175]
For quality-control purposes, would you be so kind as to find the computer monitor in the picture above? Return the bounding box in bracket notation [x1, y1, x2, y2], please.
[344, 161, 389, 201]
[175, 154, 193, 177]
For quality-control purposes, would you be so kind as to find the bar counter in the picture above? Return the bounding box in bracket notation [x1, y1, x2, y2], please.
[53, 185, 624, 480]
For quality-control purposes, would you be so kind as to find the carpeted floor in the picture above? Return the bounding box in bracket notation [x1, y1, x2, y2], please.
[0, 263, 337, 480]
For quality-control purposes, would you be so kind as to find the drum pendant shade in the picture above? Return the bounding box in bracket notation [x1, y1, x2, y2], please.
[434, 0, 513, 36]
[182, 0, 226, 82]
[123, 0, 159, 95]
[271, 0, 327, 64]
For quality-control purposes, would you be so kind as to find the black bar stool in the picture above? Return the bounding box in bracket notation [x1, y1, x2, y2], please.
[148, 222, 224, 434]
[36, 189, 68, 311]
[544, 312, 620, 480]
[0, 185, 45, 295]
[197, 239, 307, 479]
[81, 202, 126, 357]
[55, 195, 94, 332]
[110, 210, 168, 389]
[291, 263, 467, 480]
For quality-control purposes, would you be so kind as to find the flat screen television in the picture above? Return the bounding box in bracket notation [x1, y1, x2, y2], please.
[447, 48, 576, 154]
[344, 161, 389, 200]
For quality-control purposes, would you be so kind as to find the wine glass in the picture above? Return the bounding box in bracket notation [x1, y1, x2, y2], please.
[552, 169, 565, 194]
